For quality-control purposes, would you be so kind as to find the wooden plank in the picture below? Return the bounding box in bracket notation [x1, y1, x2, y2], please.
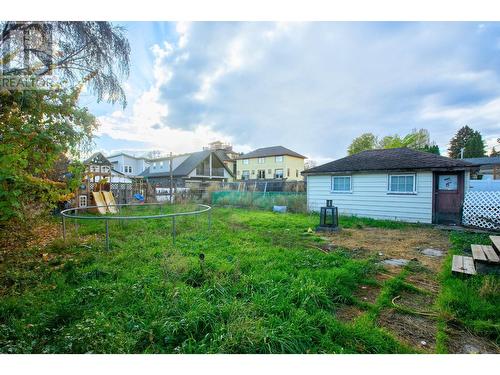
[482, 245, 500, 263]
[471, 244, 487, 261]
[490, 236, 500, 252]
[452, 255, 477, 275]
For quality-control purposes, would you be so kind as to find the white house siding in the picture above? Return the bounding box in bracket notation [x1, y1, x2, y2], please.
[307, 172, 433, 223]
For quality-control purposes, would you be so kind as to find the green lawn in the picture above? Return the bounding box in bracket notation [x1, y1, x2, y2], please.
[0, 207, 498, 353]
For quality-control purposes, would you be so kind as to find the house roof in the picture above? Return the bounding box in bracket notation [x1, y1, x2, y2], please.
[83, 152, 112, 165]
[463, 156, 500, 166]
[107, 152, 148, 160]
[139, 150, 233, 178]
[237, 146, 306, 160]
[302, 148, 478, 175]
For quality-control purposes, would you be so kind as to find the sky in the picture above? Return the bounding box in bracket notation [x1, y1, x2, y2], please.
[82, 22, 500, 162]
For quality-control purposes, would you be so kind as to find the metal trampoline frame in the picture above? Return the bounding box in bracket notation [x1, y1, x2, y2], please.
[60, 203, 212, 250]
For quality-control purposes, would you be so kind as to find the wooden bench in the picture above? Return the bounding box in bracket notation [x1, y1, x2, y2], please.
[471, 244, 500, 263]
[490, 236, 500, 252]
[452, 255, 476, 275]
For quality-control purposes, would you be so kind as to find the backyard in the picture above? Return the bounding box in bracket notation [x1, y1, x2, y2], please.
[0, 206, 498, 354]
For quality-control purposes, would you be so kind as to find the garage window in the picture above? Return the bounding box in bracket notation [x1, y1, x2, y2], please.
[332, 176, 351, 192]
[388, 174, 416, 194]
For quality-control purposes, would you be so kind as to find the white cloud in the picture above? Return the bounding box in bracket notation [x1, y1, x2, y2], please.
[98, 22, 500, 159]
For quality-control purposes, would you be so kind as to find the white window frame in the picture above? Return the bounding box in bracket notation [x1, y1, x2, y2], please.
[387, 173, 416, 194]
[241, 170, 250, 180]
[78, 195, 88, 208]
[275, 155, 283, 163]
[90, 165, 100, 173]
[257, 169, 266, 179]
[331, 175, 352, 193]
[242, 159, 249, 165]
[101, 166, 110, 173]
[123, 165, 133, 173]
[258, 157, 265, 164]
[275, 169, 284, 179]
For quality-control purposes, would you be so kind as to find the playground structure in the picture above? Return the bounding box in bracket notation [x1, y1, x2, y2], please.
[77, 152, 155, 209]
[60, 203, 212, 251]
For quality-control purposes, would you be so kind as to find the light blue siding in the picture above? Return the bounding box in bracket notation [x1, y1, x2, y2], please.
[307, 172, 433, 223]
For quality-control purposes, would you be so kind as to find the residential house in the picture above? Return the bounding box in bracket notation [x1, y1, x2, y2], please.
[236, 146, 306, 181]
[203, 141, 242, 176]
[139, 149, 234, 188]
[303, 148, 478, 224]
[107, 153, 150, 177]
[463, 156, 500, 180]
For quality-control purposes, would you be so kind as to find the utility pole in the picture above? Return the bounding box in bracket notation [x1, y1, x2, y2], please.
[169, 151, 173, 203]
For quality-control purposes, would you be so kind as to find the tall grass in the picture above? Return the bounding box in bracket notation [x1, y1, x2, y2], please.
[212, 191, 307, 213]
[0, 207, 411, 353]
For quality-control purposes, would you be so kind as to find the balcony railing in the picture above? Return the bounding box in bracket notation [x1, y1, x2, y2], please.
[195, 167, 225, 177]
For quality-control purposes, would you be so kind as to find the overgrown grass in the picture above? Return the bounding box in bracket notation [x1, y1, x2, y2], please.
[1, 207, 497, 353]
[212, 191, 307, 213]
[436, 231, 500, 352]
[0, 207, 414, 353]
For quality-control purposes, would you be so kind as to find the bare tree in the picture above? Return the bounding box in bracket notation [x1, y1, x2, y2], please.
[1, 21, 130, 107]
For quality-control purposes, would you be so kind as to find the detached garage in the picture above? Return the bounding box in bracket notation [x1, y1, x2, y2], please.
[302, 148, 478, 224]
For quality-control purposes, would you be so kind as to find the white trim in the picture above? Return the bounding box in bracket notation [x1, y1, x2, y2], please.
[331, 175, 352, 193]
[387, 173, 417, 194]
[78, 195, 88, 208]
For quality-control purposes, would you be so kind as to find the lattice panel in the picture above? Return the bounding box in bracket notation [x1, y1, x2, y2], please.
[462, 191, 500, 230]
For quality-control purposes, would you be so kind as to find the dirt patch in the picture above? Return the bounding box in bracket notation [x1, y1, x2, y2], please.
[353, 284, 381, 304]
[445, 325, 500, 354]
[323, 227, 449, 273]
[393, 290, 436, 313]
[405, 273, 440, 293]
[378, 309, 436, 352]
[335, 304, 365, 322]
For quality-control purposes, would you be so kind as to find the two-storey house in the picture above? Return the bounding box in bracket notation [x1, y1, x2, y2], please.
[235, 146, 306, 181]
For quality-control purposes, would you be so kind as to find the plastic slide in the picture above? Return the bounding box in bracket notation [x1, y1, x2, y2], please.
[92, 191, 109, 214]
[102, 191, 119, 214]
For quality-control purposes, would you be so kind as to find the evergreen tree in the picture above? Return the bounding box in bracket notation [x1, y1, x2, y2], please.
[448, 126, 485, 158]
[463, 132, 486, 158]
[490, 147, 500, 157]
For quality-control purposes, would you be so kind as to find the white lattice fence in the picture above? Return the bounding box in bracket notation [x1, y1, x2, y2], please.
[462, 191, 500, 230]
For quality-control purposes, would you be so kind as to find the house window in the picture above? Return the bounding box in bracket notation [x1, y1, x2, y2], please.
[242, 170, 250, 180]
[257, 170, 266, 179]
[251, 170, 255, 175]
[79, 195, 88, 208]
[90, 165, 99, 173]
[388, 174, 416, 193]
[275, 155, 283, 163]
[296, 169, 299, 177]
[152, 162, 157, 169]
[268, 169, 272, 174]
[332, 176, 351, 192]
[160, 161, 164, 168]
[287, 168, 290, 177]
[275, 169, 284, 179]
[101, 166, 110, 173]
[242, 159, 249, 165]
[124, 165, 132, 173]
[258, 157, 265, 164]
